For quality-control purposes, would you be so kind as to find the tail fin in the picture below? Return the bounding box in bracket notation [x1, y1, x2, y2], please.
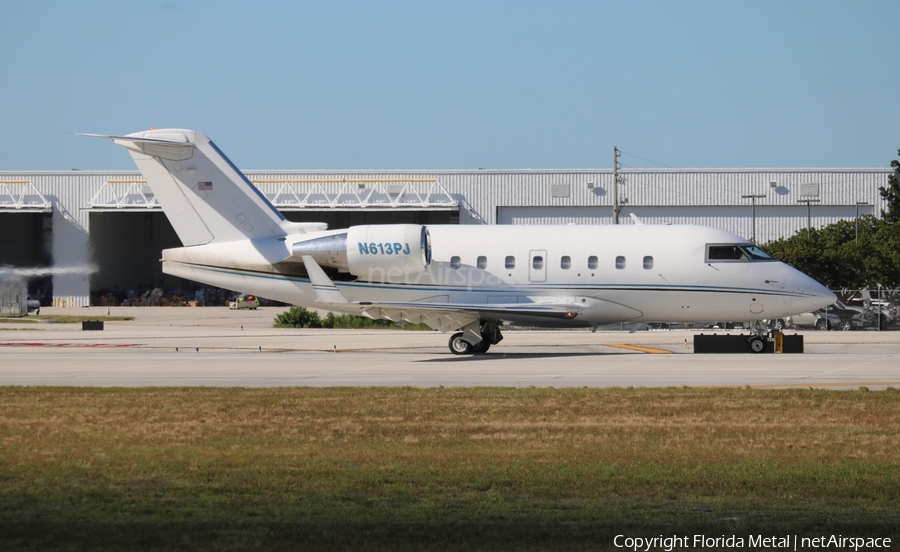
[87, 129, 288, 246]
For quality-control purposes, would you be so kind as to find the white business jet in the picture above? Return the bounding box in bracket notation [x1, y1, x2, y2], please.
[85, 129, 834, 354]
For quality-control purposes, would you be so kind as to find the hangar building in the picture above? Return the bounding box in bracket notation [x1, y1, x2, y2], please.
[0, 167, 890, 308]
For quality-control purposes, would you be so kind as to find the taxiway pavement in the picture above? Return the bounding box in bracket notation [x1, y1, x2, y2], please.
[1, 307, 898, 389]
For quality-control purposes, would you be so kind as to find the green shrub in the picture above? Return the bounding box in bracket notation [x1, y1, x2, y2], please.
[274, 307, 431, 330]
[273, 306, 322, 328]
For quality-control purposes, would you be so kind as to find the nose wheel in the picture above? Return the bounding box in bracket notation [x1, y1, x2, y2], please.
[749, 336, 766, 353]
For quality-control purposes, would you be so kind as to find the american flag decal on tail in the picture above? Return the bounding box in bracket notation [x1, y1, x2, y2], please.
[197, 181, 213, 190]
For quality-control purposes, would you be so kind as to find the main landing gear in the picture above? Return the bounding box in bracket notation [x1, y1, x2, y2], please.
[448, 320, 504, 355]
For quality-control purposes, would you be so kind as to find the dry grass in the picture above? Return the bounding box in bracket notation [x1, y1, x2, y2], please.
[34, 314, 134, 323]
[1, 387, 898, 550]
[0, 315, 134, 324]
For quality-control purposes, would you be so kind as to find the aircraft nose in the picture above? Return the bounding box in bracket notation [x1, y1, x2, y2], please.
[791, 276, 835, 313]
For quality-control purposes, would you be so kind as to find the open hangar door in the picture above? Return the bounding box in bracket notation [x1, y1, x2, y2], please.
[88, 212, 183, 302]
[0, 212, 53, 305]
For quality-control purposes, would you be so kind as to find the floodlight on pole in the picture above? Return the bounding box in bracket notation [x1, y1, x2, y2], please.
[797, 199, 821, 238]
[742, 194, 766, 243]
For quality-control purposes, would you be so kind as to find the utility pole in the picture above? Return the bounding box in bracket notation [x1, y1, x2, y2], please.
[612, 146, 623, 224]
[741, 194, 765, 243]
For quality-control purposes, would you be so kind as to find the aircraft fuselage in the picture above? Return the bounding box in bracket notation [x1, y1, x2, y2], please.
[160, 223, 833, 327]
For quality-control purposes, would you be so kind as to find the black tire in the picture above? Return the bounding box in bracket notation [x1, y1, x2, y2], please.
[749, 337, 766, 354]
[815, 319, 829, 331]
[448, 332, 473, 355]
[471, 340, 491, 354]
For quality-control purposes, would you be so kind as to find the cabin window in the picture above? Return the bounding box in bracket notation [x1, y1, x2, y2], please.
[615, 256, 626, 269]
[450, 256, 461, 269]
[533, 256, 544, 269]
[505, 256, 516, 269]
[560, 256, 571, 269]
[643, 256, 654, 269]
[477, 256, 487, 269]
[587, 256, 598, 269]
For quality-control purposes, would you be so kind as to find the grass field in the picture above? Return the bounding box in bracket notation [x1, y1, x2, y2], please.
[1, 387, 898, 550]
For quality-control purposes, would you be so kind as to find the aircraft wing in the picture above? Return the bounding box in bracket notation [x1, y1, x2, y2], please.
[300, 255, 581, 332]
[355, 300, 579, 332]
[319, 298, 580, 333]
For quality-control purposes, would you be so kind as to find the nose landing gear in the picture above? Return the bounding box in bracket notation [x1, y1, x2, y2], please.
[748, 321, 768, 354]
[749, 336, 766, 353]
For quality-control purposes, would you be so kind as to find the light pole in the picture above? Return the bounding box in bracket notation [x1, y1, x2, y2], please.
[798, 199, 821, 238]
[855, 201, 869, 243]
[742, 194, 765, 243]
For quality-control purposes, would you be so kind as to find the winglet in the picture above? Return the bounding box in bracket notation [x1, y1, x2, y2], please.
[301, 255, 349, 304]
[630, 213, 644, 225]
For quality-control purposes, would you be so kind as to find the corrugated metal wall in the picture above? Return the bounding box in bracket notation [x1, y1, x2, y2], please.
[0, 167, 892, 307]
[497, 204, 878, 244]
[246, 168, 888, 226]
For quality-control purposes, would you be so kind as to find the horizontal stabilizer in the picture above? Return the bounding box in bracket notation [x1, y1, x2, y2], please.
[78, 132, 192, 145]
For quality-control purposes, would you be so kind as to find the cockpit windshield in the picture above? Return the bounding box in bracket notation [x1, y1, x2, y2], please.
[742, 245, 775, 260]
[706, 244, 776, 262]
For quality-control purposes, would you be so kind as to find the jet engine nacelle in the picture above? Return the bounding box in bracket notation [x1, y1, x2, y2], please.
[292, 224, 432, 278]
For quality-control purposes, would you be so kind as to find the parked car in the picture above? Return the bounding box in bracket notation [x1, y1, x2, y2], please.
[821, 300, 864, 331]
[788, 309, 841, 331]
[767, 318, 787, 331]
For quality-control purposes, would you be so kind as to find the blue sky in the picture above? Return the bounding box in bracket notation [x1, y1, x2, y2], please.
[1, 1, 898, 170]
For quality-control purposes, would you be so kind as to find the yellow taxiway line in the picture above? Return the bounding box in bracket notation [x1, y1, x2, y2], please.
[605, 344, 674, 354]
